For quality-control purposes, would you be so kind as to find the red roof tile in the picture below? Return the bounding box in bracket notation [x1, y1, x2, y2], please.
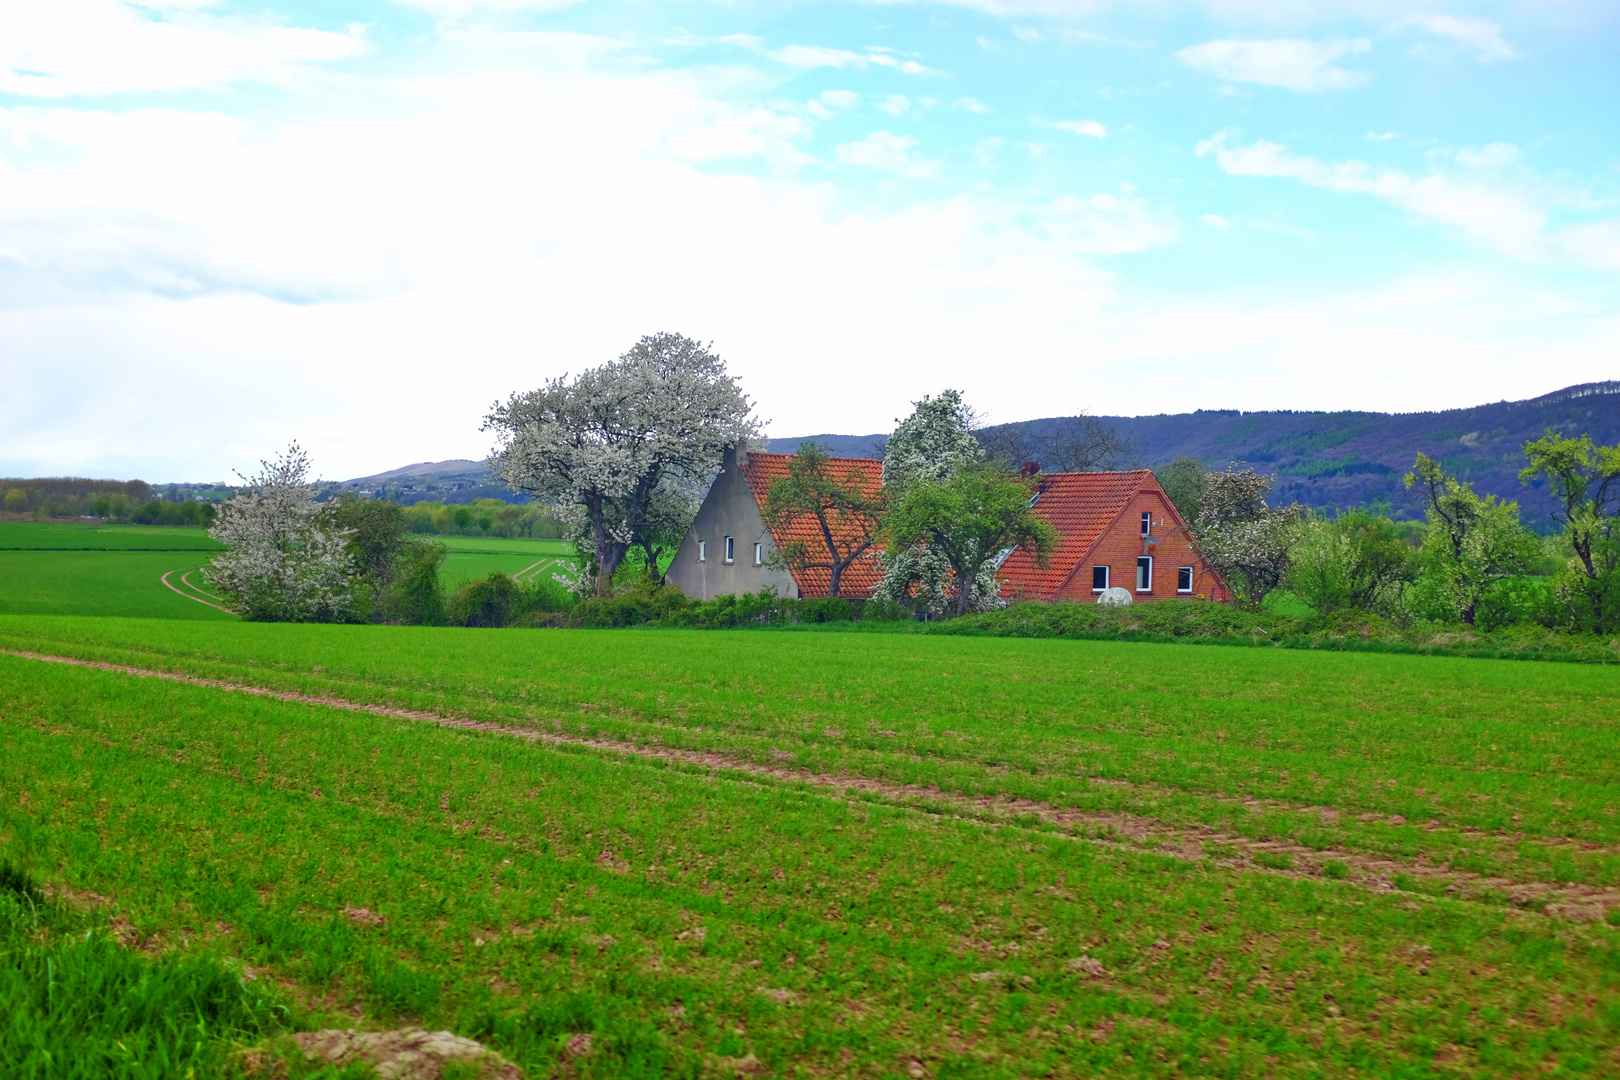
[997, 470, 1151, 600]
[739, 452, 887, 599]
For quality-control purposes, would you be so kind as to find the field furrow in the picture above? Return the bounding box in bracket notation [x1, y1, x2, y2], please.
[5, 649, 1619, 1078]
[7, 646, 1618, 926]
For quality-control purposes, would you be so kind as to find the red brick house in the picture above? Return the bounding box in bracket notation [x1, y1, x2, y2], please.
[666, 448, 1226, 603]
[998, 469, 1227, 603]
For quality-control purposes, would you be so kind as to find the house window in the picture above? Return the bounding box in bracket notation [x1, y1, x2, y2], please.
[1140, 511, 1152, 536]
[1092, 565, 1109, 592]
[754, 542, 763, 566]
[724, 536, 735, 563]
[1136, 556, 1153, 592]
[697, 540, 706, 562]
[1178, 566, 1194, 593]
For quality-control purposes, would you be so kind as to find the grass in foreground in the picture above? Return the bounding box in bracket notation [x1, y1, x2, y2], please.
[3, 615, 1617, 895]
[3, 650, 1617, 1078]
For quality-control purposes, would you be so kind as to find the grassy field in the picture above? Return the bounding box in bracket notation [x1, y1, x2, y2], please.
[0, 524, 577, 620]
[0, 521, 221, 550]
[2, 614, 1618, 1076]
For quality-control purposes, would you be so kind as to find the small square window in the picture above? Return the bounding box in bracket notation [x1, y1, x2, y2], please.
[1178, 566, 1194, 593]
[754, 542, 763, 566]
[697, 540, 706, 562]
[1136, 556, 1153, 592]
[1092, 565, 1109, 592]
[1140, 511, 1152, 536]
[724, 536, 735, 563]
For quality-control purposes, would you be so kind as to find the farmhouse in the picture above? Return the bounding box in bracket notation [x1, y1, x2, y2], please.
[665, 446, 1226, 603]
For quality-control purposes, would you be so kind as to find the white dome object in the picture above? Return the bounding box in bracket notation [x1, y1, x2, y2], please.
[1097, 586, 1133, 607]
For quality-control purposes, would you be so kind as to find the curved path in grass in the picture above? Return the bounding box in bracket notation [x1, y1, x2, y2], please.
[161, 569, 237, 615]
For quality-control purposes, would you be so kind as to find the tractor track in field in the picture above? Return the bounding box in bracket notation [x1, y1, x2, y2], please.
[7, 648, 1619, 922]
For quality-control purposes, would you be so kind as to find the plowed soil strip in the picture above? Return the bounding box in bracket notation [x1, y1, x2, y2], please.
[6, 648, 1616, 921]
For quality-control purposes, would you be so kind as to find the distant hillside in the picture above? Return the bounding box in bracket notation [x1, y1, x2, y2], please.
[335, 459, 524, 505]
[767, 382, 1620, 532]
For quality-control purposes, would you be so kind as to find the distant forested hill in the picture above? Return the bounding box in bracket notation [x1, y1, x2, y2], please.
[768, 382, 1620, 532]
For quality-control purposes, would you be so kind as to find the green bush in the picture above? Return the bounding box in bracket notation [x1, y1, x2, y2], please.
[447, 571, 573, 628]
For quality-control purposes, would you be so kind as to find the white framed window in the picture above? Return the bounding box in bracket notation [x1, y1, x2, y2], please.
[1092, 565, 1109, 592]
[724, 536, 735, 563]
[1136, 556, 1153, 592]
[697, 540, 706, 562]
[1178, 566, 1194, 593]
[753, 542, 763, 566]
[1140, 511, 1152, 536]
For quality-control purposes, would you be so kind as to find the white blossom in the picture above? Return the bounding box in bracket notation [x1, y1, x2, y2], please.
[874, 390, 1003, 616]
[485, 333, 759, 597]
[207, 443, 355, 622]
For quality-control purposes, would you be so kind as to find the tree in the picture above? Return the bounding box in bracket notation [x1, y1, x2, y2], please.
[1286, 509, 1416, 616]
[1519, 431, 1620, 631]
[976, 415, 1134, 472]
[485, 332, 759, 597]
[883, 462, 1059, 617]
[874, 391, 1004, 616]
[1404, 452, 1537, 625]
[330, 496, 450, 623]
[1154, 457, 1207, 526]
[1193, 466, 1302, 608]
[762, 442, 887, 598]
[207, 443, 356, 622]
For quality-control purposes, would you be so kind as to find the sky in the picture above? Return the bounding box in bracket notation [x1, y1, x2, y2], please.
[1, 0, 1617, 482]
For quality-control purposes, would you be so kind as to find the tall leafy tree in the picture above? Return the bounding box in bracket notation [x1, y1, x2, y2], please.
[485, 333, 759, 597]
[874, 391, 1005, 617]
[762, 443, 887, 598]
[1404, 452, 1537, 625]
[883, 462, 1058, 618]
[1154, 456, 1207, 526]
[1520, 431, 1620, 630]
[207, 443, 356, 622]
[1286, 510, 1416, 616]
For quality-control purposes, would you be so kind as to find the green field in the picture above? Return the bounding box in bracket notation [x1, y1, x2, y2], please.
[0, 523, 578, 620]
[0, 521, 222, 550]
[2, 610, 1618, 1077]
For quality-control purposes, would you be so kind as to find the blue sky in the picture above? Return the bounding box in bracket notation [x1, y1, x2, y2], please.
[1, 0, 1617, 480]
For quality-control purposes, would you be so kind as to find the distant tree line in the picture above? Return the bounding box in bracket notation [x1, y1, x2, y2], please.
[399, 498, 564, 539]
[1151, 428, 1620, 634]
[0, 476, 222, 526]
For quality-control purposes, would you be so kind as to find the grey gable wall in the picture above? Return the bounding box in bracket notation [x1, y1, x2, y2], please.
[666, 446, 800, 601]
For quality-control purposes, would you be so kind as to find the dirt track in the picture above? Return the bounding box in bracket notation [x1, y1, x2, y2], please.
[6, 647, 1616, 922]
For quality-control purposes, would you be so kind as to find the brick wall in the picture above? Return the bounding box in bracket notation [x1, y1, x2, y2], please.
[1054, 489, 1227, 602]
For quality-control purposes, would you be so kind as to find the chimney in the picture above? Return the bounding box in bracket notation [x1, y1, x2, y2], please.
[1018, 461, 1040, 479]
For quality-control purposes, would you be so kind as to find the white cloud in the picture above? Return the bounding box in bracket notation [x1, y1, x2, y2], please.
[1196, 131, 1620, 268]
[720, 35, 934, 76]
[1405, 15, 1514, 61]
[1367, 130, 1400, 142]
[0, 0, 368, 97]
[1201, 213, 1229, 228]
[1176, 38, 1371, 92]
[878, 94, 912, 116]
[835, 130, 937, 176]
[391, 0, 582, 13]
[953, 97, 992, 113]
[1057, 119, 1107, 138]
[1456, 142, 1520, 167]
[819, 90, 859, 110]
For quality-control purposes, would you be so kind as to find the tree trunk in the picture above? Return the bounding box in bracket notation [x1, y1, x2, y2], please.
[956, 564, 974, 618]
[827, 560, 843, 599]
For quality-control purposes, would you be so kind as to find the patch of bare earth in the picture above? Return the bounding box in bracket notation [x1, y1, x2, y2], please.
[286, 1027, 520, 1079]
[10, 649, 1617, 920]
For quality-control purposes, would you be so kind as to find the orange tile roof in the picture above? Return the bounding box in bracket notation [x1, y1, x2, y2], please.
[997, 470, 1152, 600]
[740, 452, 888, 599]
